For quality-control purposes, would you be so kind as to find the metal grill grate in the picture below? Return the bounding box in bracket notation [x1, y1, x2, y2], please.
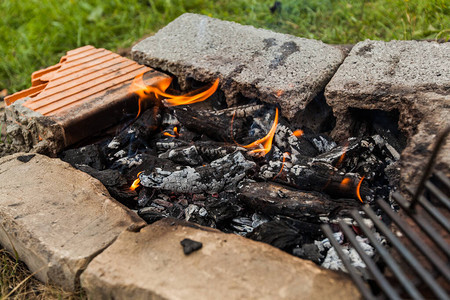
[322, 127, 450, 300]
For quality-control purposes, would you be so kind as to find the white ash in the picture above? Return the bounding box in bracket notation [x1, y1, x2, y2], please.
[140, 151, 255, 193]
[161, 113, 180, 126]
[113, 149, 126, 158]
[107, 138, 120, 149]
[251, 213, 269, 228]
[311, 136, 337, 153]
[115, 154, 143, 168]
[185, 204, 199, 221]
[320, 232, 378, 272]
[198, 207, 208, 217]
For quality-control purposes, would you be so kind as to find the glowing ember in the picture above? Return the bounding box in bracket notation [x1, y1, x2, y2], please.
[292, 129, 304, 137]
[340, 177, 351, 189]
[130, 172, 143, 191]
[129, 74, 219, 118]
[243, 108, 279, 157]
[273, 152, 289, 179]
[356, 176, 365, 203]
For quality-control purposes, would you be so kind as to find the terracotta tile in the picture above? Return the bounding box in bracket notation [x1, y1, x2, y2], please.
[4, 45, 170, 149]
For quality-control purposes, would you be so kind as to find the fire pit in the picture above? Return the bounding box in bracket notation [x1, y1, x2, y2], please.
[1, 13, 448, 299]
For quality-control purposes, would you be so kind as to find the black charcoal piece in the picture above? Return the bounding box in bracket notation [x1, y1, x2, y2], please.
[17, 154, 35, 163]
[180, 238, 203, 255]
[60, 144, 104, 170]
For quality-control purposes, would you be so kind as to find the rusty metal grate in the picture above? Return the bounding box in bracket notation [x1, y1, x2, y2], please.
[322, 127, 450, 300]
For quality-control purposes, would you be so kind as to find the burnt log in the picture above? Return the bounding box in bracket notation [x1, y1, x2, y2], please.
[173, 106, 248, 142]
[140, 151, 256, 193]
[259, 161, 371, 201]
[237, 181, 360, 220]
[247, 216, 322, 251]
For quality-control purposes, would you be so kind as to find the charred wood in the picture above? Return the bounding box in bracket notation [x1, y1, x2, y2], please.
[173, 106, 248, 142]
[248, 216, 322, 251]
[140, 151, 256, 193]
[259, 161, 371, 201]
[159, 142, 246, 166]
[237, 181, 360, 220]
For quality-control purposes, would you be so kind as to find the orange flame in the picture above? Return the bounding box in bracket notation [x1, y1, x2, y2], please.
[273, 152, 289, 179]
[292, 129, 304, 137]
[243, 108, 279, 156]
[163, 126, 179, 138]
[356, 176, 365, 203]
[130, 171, 143, 191]
[129, 74, 219, 117]
[335, 142, 349, 168]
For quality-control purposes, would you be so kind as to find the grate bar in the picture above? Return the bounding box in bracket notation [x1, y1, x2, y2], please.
[417, 194, 450, 232]
[376, 199, 450, 282]
[338, 220, 402, 300]
[435, 170, 450, 191]
[410, 126, 450, 209]
[358, 207, 449, 299]
[349, 211, 424, 300]
[321, 225, 376, 300]
[425, 180, 450, 210]
[393, 192, 450, 258]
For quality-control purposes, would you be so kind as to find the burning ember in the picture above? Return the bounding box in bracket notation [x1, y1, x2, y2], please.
[129, 74, 219, 117]
[242, 108, 279, 157]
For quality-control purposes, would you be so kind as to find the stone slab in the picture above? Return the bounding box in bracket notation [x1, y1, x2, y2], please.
[81, 218, 360, 300]
[0, 153, 146, 290]
[325, 40, 450, 189]
[132, 13, 346, 120]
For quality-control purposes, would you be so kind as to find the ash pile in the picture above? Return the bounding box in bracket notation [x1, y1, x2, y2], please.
[60, 77, 403, 270]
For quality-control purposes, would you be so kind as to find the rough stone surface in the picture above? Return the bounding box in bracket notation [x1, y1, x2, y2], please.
[132, 13, 346, 120]
[0, 153, 146, 290]
[81, 218, 360, 300]
[325, 40, 450, 189]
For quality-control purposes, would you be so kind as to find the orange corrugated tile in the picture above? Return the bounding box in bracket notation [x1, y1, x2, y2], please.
[4, 45, 170, 148]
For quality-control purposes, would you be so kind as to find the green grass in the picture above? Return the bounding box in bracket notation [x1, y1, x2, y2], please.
[0, 0, 449, 94]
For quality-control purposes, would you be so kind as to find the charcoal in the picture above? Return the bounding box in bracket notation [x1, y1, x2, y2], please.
[60, 144, 104, 170]
[180, 238, 203, 255]
[140, 151, 256, 193]
[160, 145, 204, 166]
[174, 106, 248, 142]
[230, 217, 254, 233]
[238, 181, 359, 220]
[155, 139, 189, 151]
[159, 142, 245, 165]
[274, 123, 319, 158]
[205, 194, 244, 226]
[138, 206, 168, 224]
[106, 107, 161, 154]
[259, 161, 371, 201]
[292, 243, 323, 264]
[76, 165, 125, 187]
[17, 154, 35, 163]
[247, 217, 322, 251]
[303, 134, 337, 154]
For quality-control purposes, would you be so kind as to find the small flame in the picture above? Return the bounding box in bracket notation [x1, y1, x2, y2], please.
[335, 142, 349, 168]
[163, 126, 179, 138]
[243, 108, 279, 157]
[340, 177, 351, 189]
[130, 171, 143, 191]
[292, 129, 304, 137]
[129, 74, 219, 117]
[273, 152, 289, 179]
[356, 176, 365, 203]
